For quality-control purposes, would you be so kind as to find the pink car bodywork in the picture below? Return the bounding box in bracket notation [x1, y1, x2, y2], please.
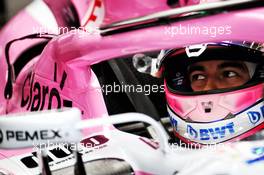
[10, 4, 263, 117]
[0, 0, 263, 174]
[0, 0, 203, 118]
[0, 0, 199, 114]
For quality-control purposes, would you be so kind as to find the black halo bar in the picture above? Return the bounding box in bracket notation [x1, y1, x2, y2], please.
[100, 0, 263, 36]
[74, 151, 87, 175]
[40, 152, 52, 175]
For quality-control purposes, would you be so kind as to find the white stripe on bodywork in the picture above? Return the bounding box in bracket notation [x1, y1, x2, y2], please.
[25, 0, 59, 34]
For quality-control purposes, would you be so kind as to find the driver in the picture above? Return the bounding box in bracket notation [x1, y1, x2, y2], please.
[137, 41, 264, 145]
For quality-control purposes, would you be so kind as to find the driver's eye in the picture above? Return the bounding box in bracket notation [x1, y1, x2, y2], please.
[222, 71, 238, 78]
[191, 74, 206, 82]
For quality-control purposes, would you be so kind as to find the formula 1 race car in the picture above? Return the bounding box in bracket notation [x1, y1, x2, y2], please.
[0, 0, 264, 174]
[0, 108, 264, 175]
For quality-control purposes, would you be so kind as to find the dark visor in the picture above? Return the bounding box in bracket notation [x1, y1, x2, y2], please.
[163, 44, 264, 95]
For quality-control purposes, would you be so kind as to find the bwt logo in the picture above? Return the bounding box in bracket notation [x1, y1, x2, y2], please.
[170, 116, 178, 131]
[247, 106, 264, 125]
[187, 122, 235, 141]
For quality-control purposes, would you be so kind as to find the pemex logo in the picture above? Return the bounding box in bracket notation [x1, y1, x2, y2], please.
[0, 129, 3, 144]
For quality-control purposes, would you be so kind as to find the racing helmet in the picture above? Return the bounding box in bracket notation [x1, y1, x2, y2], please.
[134, 41, 264, 145]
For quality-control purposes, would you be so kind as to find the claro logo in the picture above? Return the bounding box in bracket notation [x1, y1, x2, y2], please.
[21, 69, 73, 111]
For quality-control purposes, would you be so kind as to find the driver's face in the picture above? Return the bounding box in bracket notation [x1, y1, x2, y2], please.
[188, 60, 250, 91]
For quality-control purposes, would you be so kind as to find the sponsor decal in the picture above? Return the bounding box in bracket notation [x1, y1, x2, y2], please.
[1, 130, 61, 142]
[81, 135, 109, 148]
[21, 64, 73, 112]
[187, 125, 198, 139]
[20, 135, 109, 169]
[169, 116, 178, 131]
[170, 103, 264, 142]
[187, 122, 235, 141]
[247, 106, 264, 125]
[21, 146, 72, 169]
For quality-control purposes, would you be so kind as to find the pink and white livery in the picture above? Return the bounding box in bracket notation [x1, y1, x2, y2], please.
[0, 0, 263, 174]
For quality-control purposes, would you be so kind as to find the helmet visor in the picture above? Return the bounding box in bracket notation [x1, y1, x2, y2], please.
[164, 44, 264, 95]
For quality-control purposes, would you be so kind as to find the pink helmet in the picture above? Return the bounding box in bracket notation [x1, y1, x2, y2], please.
[158, 42, 264, 145]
